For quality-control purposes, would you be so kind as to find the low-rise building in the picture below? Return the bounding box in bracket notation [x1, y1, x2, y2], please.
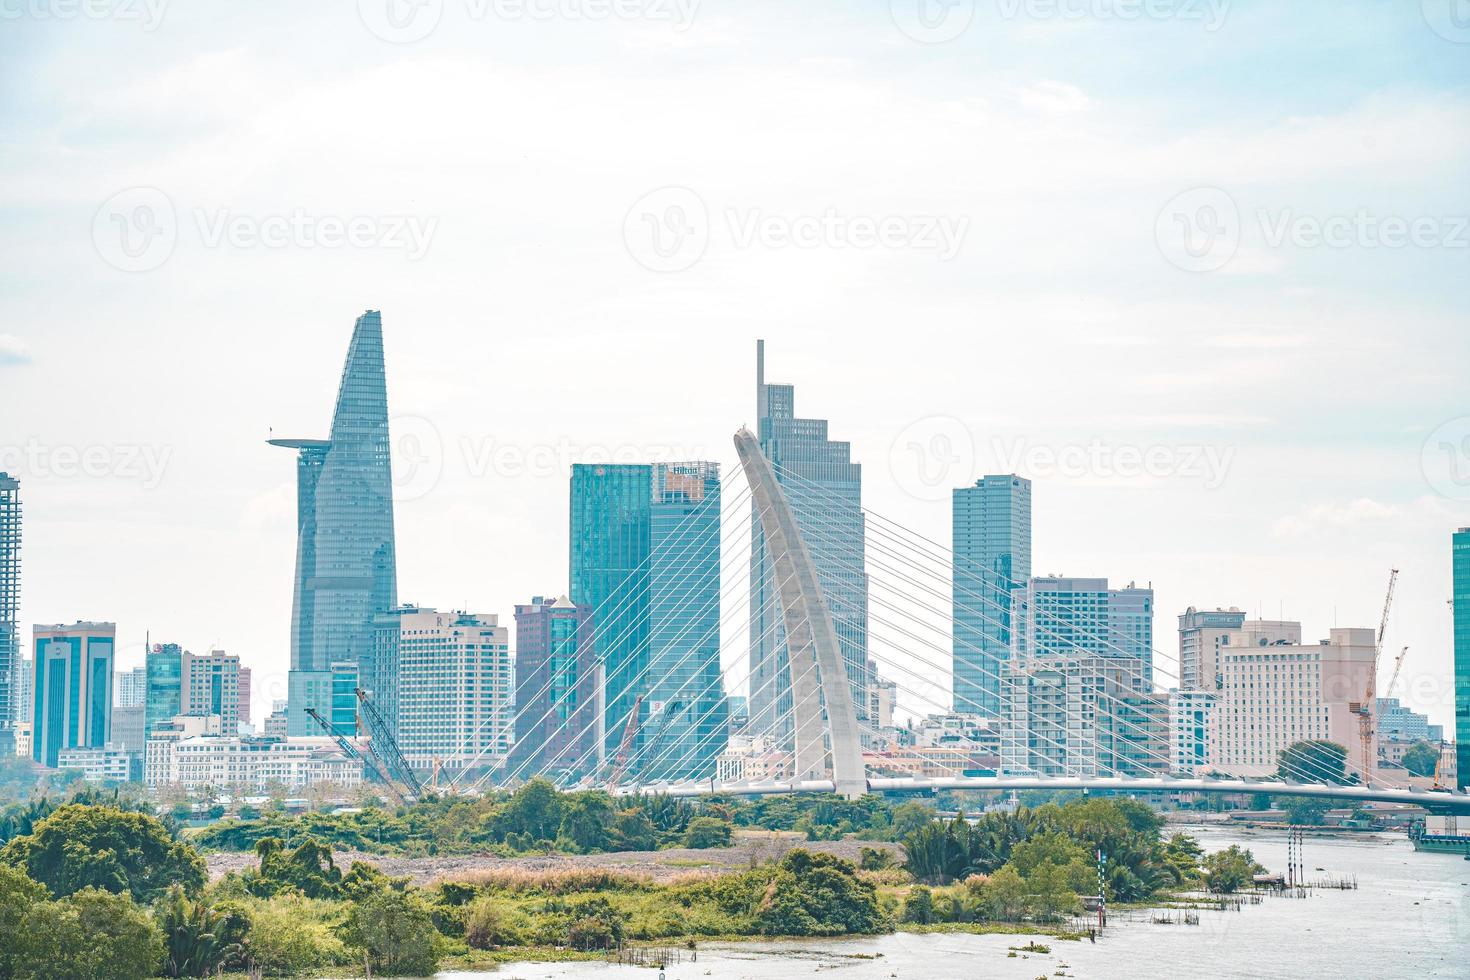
[149, 734, 363, 790]
[56, 743, 136, 783]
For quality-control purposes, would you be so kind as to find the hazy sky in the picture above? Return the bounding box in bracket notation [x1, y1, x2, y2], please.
[2, 0, 1468, 729]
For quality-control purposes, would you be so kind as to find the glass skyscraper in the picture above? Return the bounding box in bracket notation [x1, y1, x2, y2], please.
[144, 642, 183, 736]
[952, 475, 1032, 718]
[1454, 527, 1469, 790]
[643, 462, 726, 780]
[31, 622, 114, 768]
[0, 473, 18, 755]
[749, 341, 868, 745]
[570, 464, 652, 766]
[271, 310, 397, 736]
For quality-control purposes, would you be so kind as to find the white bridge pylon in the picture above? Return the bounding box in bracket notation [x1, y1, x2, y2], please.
[734, 426, 868, 800]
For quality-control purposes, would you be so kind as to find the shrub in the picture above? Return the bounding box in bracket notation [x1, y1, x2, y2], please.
[246, 896, 349, 975]
[13, 886, 164, 980]
[463, 896, 527, 949]
[684, 816, 733, 849]
[344, 888, 442, 977]
[901, 885, 935, 924]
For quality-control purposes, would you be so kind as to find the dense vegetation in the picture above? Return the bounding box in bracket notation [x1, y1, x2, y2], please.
[0, 789, 1271, 977]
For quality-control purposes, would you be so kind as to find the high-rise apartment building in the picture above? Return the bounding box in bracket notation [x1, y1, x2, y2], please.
[31, 622, 115, 768]
[116, 666, 148, 708]
[1454, 527, 1470, 789]
[570, 463, 651, 764]
[0, 473, 19, 755]
[512, 595, 599, 777]
[749, 341, 868, 747]
[393, 608, 514, 776]
[1178, 607, 1247, 692]
[288, 660, 359, 738]
[1001, 653, 1167, 778]
[271, 311, 397, 736]
[644, 462, 726, 780]
[1011, 577, 1155, 689]
[1212, 623, 1376, 779]
[952, 475, 1031, 718]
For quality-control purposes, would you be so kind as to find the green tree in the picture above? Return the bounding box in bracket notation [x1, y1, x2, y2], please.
[557, 794, 615, 853]
[1024, 861, 1079, 921]
[890, 801, 935, 840]
[12, 887, 164, 980]
[1282, 796, 1332, 826]
[1202, 845, 1263, 894]
[1401, 741, 1440, 778]
[1277, 740, 1352, 785]
[0, 804, 205, 902]
[156, 885, 248, 977]
[245, 895, 349, 975]
[344, 888, 441, 977]
[684, 816, 733, 849]
[496, 779, 565, 843]
[0, 863, 48, 976]
[900, 885, 935, 924]
[981, 865, 1027, 921]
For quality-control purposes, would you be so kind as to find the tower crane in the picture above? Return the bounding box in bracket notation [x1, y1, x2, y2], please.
[353, 688, 425, 799]
[1384, 645, 1410, 700]
[607, 695, 644, 790]
[305, 707, 409, 806]
[1355, 568, 1398, 786]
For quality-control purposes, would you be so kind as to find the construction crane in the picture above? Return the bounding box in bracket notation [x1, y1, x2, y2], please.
[1384, 645, 1410, 700]
[305, 707, 409, 806]
[1355, 568, 1398, 786]
[607, 694, 644, 790]
[354, 688, 425, 798]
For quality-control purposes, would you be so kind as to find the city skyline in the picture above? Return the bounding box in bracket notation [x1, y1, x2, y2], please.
[2, 4, 1467, 736]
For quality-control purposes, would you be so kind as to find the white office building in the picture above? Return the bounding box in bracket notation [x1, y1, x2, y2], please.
[1177, 607, 1246, 692]
[148, 734, 363, 790]
[394, 608, 514, 776]
[1212, 623, 1376, 779]
[1168, 689, 1217, 775]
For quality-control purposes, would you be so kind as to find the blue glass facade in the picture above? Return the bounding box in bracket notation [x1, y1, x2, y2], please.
[272, 311, 397, 736]
[145, 642, 183, 736]
[570, 464, 652, 765]
[31, 623, 113, 768]
[642, 462, 726, 780]
[952, 475, 1032, 718]
[750, 342, 868, 744]
[1454, 527, 1469, 789]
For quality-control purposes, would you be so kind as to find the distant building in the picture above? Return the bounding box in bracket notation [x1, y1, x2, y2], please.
[1178, 607, 1246, 692]
[288, 661, 359, 738]
[1168, 689, 1217, 775]
[0, 473, 19, 755]
[1212, 623, 1376, 779]
[31, 622, 115, 768]
[116, 666, 148, 708]
[271, 311, 397, 737]
[749, 341, 868, 751]
[715, 735, 793, 783]
[111, 704, 147, 754]
[511, 595, 599, 777]
[57, 743, 136, 783]
[149, 734, 363, 790]
[183, 650, 244, 733]
[1455, 527, 1470, 790]
[867, 661, 897, 732]
[12, 656, 31, 742]
[952, 475, 1031, 718]
[1011, 577, 1155, 688]
[393, 607, 513, 776]
[145, 643, 185, 737]
[143, 714, 226, 786]
[264, 700, 288, 738]
[644, 461, 726, 781]
[237, 666, 252, 727]
[1375, 697, 1443, 743]
[1002, 654, 1167, 778]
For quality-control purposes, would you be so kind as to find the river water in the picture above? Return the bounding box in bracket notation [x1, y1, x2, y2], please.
[443, 826, 1470, 979]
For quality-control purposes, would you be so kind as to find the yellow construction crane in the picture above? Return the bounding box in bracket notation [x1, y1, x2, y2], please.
[1355, 568, 1398, 785]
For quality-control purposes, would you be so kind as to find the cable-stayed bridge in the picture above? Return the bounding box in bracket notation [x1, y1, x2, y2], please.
[446, 428, 1470, 816]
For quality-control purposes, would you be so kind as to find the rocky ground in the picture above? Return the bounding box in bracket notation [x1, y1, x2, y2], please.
[205, 834, 904, 886]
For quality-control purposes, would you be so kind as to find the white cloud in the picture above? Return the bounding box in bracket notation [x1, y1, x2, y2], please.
[1273, 498, 1401, 537]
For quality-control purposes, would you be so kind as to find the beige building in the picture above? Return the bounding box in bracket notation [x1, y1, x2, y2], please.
[152, 734, 363, 791]
[1212, 624, 1376, 780]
